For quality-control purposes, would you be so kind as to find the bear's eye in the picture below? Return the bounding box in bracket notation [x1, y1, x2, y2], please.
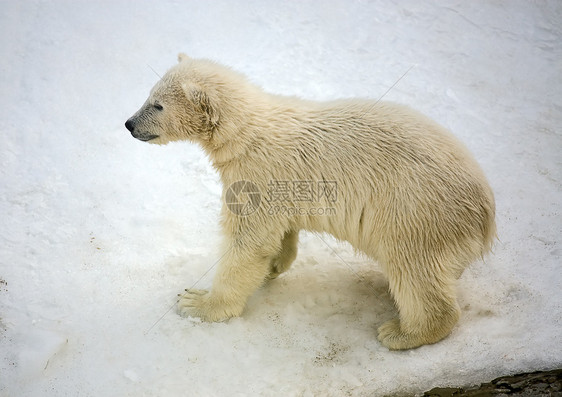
[153, 103, 164, 111]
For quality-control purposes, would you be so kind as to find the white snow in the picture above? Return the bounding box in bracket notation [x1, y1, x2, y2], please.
[1, 1, 561, 396]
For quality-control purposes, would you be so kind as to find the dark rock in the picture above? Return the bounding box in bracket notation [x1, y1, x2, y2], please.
[423, 368, 562, 396]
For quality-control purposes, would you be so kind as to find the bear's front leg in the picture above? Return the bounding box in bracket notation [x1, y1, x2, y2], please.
[178, 233, 282, 322]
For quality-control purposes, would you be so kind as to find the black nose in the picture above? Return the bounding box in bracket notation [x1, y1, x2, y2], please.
[125, 119, 135, 132]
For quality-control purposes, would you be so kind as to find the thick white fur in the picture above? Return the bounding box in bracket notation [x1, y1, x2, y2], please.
[126, 54, 496, 349]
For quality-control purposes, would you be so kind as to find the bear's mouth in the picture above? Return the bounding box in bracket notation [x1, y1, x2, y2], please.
[134, 134, 159, 142]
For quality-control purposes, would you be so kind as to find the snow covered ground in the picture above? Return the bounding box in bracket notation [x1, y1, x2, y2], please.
[1, 1, 561, 395]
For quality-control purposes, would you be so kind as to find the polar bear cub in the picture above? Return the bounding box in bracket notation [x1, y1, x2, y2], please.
[125, 54, 496, 349]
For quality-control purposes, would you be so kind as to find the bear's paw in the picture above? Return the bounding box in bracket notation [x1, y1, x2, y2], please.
[377, 319, 425, 350]
[177, 289, 242, 322]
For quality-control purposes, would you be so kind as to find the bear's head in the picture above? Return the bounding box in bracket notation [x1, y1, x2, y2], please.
[125, 53, 220, 145]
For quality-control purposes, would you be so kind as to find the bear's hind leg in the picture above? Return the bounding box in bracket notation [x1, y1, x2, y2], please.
[378, 263, 460, 350]
[268, 230, 299, 279]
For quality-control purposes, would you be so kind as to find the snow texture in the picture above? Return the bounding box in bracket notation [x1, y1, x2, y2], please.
[1, 1, 561, 396]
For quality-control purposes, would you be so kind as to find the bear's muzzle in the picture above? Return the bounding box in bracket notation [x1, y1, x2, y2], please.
[125, 119, 159, 142]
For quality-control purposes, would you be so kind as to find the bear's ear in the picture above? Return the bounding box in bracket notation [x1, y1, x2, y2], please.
[182, 82, 220, 130]
[178, 53, 190, 63]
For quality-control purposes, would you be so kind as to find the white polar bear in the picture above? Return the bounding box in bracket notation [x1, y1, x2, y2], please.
[125, 54, 496, 349]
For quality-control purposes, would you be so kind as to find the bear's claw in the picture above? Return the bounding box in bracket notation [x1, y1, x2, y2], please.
[177, 289, 210, 319]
